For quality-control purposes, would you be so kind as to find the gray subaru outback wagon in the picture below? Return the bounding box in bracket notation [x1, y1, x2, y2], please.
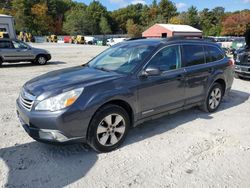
[16, 38, 234, 152]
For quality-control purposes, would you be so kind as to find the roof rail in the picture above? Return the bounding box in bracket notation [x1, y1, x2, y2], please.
[126, 37, 147, 41]
[167, 36, 202, 41]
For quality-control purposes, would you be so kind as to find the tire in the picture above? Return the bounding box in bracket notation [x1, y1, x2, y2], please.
[35, 55, 47, 65]
[201, 83, 223, 113]
[0, 58, 3, 66]
[87, 104, 130, 152]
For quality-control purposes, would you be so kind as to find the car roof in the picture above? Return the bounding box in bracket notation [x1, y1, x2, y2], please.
[120, 38, 219, 48]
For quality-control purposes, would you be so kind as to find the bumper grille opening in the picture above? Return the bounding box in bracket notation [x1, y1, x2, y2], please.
[19, 90, 35, 111]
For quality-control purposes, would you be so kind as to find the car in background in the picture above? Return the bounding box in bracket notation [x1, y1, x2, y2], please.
[0, 39, 51, 66]
[107, 38, 126, 46]
[85, 36, 96, 45]
[16, 38, 234, 152]
[234, 45, 250, 79]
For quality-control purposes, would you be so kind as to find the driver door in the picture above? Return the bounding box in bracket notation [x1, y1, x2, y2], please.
[11, 41, 33, 61]
[137, 45, 186, 118]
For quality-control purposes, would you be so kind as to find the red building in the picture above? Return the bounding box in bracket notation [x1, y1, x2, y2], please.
[142, 24, 202, 38]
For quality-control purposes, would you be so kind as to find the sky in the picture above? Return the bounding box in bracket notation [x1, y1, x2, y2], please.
[77, 0, 250, 12]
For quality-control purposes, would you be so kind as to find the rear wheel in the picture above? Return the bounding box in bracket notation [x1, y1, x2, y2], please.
[201, 83, 223, 113]
[35, 55, 47, 65]
[87, 104, 130, 152]
[0, 58, 3, 66]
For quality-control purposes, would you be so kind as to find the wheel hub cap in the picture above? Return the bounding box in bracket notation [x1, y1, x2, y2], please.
[97, 114, 126, 146]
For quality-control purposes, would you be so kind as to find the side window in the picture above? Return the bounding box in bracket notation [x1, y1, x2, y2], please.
[182, 45, 205, 67]
[205, 45, 224, 63]
[147, 45, 181, 72]
[0, 41, 12, 49]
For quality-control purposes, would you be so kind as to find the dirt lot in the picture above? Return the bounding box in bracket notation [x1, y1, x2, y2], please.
[0, 43, 250, 188]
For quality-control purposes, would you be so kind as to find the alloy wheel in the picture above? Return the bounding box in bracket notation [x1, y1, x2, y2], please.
[209, 87, 222, 110]
[38, 56, 46, 65]
[96, 114, 126, 146]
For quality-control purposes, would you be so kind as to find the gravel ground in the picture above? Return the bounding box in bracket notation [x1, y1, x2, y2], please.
[0, 43, 250, 188]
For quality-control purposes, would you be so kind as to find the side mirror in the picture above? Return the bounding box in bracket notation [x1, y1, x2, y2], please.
[142, 66, 161, 77]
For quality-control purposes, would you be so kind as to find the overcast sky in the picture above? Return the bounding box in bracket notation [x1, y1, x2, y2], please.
[76, 0, 250, 12]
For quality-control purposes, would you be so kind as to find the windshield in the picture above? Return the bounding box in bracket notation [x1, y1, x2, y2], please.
[88, 44, 155, 74]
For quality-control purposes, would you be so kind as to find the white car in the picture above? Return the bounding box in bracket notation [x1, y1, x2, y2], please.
[107, 38, 127, 46]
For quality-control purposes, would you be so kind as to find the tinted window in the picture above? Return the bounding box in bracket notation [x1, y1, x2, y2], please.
[0, 41, 12, 49]
[205, 45, 224, 63]
[147, 45, 181, 71]
[182, 45, 205, 67]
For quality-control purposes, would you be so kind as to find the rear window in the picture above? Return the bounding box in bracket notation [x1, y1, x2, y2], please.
[182, 44, 205, 67]
[205, 45, 224, 63]
[0, 41, 12, 49]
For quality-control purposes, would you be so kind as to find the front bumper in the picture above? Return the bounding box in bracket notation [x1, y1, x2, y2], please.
[16, 99, 90, 143]
[235, 64, 250, 78]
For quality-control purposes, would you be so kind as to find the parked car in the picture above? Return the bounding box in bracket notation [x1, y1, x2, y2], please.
[107, 38, 126, 46]
[234, 45, 250, 79]
[16, 38, 234, 152]
[0, 39, 51, 66]
[84, 36, 96, 45]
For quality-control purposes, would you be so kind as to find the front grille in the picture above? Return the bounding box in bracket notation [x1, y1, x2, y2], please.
[19, 89, 35, 111]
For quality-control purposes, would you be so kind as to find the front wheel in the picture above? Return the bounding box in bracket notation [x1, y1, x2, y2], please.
[35, 55, 47, 65]
[201, 83, 223, 113]
[87, 104, 130, 152]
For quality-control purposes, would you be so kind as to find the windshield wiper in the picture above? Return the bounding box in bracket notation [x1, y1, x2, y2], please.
[93, 66, 111, 72]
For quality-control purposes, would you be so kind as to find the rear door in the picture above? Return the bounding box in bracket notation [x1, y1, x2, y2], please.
[0, 40, 15, 61]
[181, 44, 210, 105]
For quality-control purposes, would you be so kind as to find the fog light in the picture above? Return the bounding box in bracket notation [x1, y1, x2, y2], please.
[39, 131, 55, 140]
[38, 129, 68, 141]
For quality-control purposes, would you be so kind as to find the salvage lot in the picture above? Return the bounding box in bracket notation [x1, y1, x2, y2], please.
[0, 43, 250, 188]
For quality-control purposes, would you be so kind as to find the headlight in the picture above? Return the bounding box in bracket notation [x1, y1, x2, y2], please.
[35, 88, 84, 111]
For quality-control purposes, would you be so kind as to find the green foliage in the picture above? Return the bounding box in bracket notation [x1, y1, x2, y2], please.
[100, 16, 111, 35]
[126, 19, 142, 38]
[63, 4, 90, 35]
[186, 6, 200, 28]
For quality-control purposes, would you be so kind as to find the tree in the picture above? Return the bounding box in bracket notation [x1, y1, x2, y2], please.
[31, 3, 52, 35]
[126, 19, 142, 38]
[158, 0, 177, 23]
[63, 4, 90, 35]
[100, 16, 111, 35]
[86, 1, 109, 34]
[186, 6, 200, 28]
[221, 12, 250, 36]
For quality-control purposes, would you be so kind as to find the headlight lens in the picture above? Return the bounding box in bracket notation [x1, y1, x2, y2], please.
[35, 88, 84, 111]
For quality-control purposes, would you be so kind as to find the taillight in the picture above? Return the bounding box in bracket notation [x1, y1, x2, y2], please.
[228, 59, 234, 66]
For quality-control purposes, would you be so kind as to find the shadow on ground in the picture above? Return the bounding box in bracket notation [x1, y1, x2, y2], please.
[125, 89, 250, 146]
[0, 89, 249, 187]
[0, 61, 66, 68]
[0, 143, 96, 187]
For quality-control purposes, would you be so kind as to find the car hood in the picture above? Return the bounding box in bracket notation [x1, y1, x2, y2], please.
[24, 66, 124, 97]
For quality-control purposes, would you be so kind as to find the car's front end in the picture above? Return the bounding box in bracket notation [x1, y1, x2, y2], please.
[234, 46, 250, 78]
[16, 64, 129, 144]
[16, 86, 91, 143]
